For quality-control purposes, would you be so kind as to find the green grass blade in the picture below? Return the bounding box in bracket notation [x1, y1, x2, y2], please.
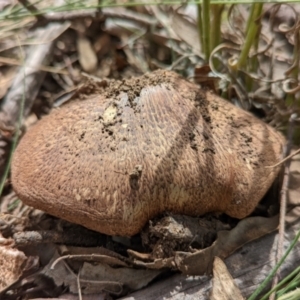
[248, 229, 300, 300]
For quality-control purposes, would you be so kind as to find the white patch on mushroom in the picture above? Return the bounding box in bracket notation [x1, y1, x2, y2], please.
[103, 104, 117, 125]
[82, 187, 91, 198]
[245, 159, 252, 170]
[110, 190, 118, 215]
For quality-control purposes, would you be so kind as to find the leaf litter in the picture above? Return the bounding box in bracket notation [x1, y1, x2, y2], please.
[0, 1, 300, 299]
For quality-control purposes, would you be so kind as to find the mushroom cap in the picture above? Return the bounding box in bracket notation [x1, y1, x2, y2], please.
[11, 70, 285, 236]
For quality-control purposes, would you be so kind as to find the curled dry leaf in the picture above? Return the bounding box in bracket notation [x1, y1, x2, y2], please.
[12, 70, 284, 237]
[210, 257, 244, 300]
[176, 215, 279, 275]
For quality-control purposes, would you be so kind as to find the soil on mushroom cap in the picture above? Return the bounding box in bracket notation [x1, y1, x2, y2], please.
[74, 70, 174, 106]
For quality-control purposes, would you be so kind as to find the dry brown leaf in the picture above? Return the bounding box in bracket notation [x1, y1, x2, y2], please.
[45, 250, 125, 295]
[80, 262, 162, 292]
[43, 250, 78, 291]
[210, 257, 244, 300]
[176, 215, 279, 275]
[77, 36, 98, 73]
[43, 247, 162, 296]
[147, 6, 179, 40]
[170, 10, 201, 56]
[0, 233, 28, 290]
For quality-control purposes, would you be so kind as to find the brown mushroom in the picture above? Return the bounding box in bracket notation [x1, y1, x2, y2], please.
[11, 70, 285, 236]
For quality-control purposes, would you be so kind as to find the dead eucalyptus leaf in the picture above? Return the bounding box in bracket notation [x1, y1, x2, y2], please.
[210, 257, 244, 300]
[0, 234, 28, 290]
[176, 215, 279, 275]
[147, 6, 179, 40]
[43, 247, 162, 295]
[43, 250, 77, 291]
[44, 251, 122, 295]
[80, 262, 162, 291]
[170, 10, 201, 56]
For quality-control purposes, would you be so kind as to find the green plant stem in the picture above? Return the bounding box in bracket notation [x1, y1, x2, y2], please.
[276, 271, 300, 297]
[245, 2, 256, 34]
[210, 4, 224, 69]
[260, 266, 300, 300]
[197, 4, 204, 53]
[202, 0, 211, 62]
[248, 228, 300, 300]
[237, 3, 263, 69]
[278, 289, 300, 300]
[210, 4, 224, 51]
[245, 22, 261, 91]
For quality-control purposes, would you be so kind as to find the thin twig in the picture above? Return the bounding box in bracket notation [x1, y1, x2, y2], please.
[77, 266, 83, 300]
[270, 113, 296, 300]
[266, 147, 300, 168]
[0, 56, 69, 75]
[18, 0, 46, 22]
[29, 7, 156, 27]
[51, 252, 131, 270]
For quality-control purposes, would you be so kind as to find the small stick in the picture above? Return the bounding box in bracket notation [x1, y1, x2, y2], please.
[77, 266, 83, 300]
[265, 147, 300, 168]
[13, 229, 104, 247]
[25, 7, 156, 28]
[270, 113, 296, 300]
[18, 0, 46, 22]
